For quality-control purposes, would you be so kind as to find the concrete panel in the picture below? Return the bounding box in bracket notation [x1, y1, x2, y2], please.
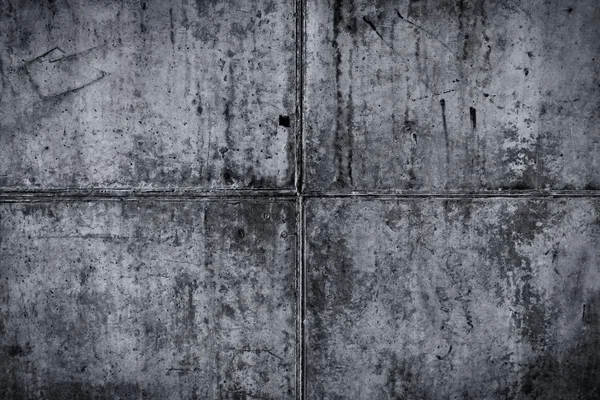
[306, 198, 600, 399]
[0, 0, 296, 189]
[305, 0, 600, 192]
[0, 200, 297, 399]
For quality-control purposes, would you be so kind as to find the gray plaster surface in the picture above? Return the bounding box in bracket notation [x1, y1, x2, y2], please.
[0, 200, 297, 399]
[1, 0, 599, 399]
[0, 0, 296, 189]
[306, 198, 600, 399]
[305, 0, 600, 192]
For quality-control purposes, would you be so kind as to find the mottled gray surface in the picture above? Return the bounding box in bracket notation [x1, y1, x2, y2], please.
[0, 200, 297, 399]
[0, 0, 295, 189]
[305, 0, 600, 192]
[307, 198, 600, 399]
[1, 0, 600, 399]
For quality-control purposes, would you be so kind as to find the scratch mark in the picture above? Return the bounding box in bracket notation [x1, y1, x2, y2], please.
[470, 107, 476, 131]
[24, 45, 111, 98]
[411, 86, 459, 102]
[395, 9, 458, 57]
[363, 16, 385, 42]
[50, 44, 108, 63]
[22, 46, 65, 66]
[362, 16, 409, 62]
[44, 71, 107, 99]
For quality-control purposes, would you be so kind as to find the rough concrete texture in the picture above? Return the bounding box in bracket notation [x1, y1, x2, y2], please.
[305, 0, 600, 192]
[0, 200, 297, 399]
[307, 198, 600, 399]
[1, 0, 600, 399]
[0, 0, 296, 189]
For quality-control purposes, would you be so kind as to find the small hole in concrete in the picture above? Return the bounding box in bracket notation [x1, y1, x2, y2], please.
[279, 115, 290, 127]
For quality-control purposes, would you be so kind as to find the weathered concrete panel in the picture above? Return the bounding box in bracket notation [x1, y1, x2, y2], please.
[0, 0, 296, 189]
[306, 198, 600, 399]
[305, 0, 600, 192]
[0, 200, 297, 399]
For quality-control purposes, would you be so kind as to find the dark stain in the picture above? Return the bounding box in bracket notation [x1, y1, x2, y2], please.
[169, 8, 175, 48]
[174, 273, 199, 344]
[501, 125, 540, 189]
[458, 0, 467, 60]
[457, 0, 487, 63]
[6, 344, 31, 357]
[222, 168, 233, 184]
[219, 146, 229, 158]
[345, 16, 358, 34]
[486, 201, 552, 347]
[385, 352, 400, 397]
[222, 303, 235, 318]
[383, 351, 422, 398]
[278, 115, 290, 127]
[307, 210, 358, 360]
[402, 119, 419, 188]
[504, 182, 533, 190]
[519, 314, 600, 399]
[484, 43, 492, 66]
[469, 107, 476, 131]
[237, 228, 245, 239]
[223, 62, 235, 184]
[347, 10, 355, 188]
[440, 99, 450, 176]
[192, 81, 203, 117]
[331, 0, 354, 188]
[332, 0, 343, 187]
[78, 265, 95, 287]
[123, 130, 193, 186]
[582, 294, 600, 326]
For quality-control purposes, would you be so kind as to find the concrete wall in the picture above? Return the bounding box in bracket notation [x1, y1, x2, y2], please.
[306, 198, 600, 398]
[1, 0, 599, 399]
[305, 0, 600, 192]
[1, 200, 296, 399]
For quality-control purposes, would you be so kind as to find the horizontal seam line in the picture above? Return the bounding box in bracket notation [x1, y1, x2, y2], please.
[303, 191, 600, 198]
[1, 190, 600, 201]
